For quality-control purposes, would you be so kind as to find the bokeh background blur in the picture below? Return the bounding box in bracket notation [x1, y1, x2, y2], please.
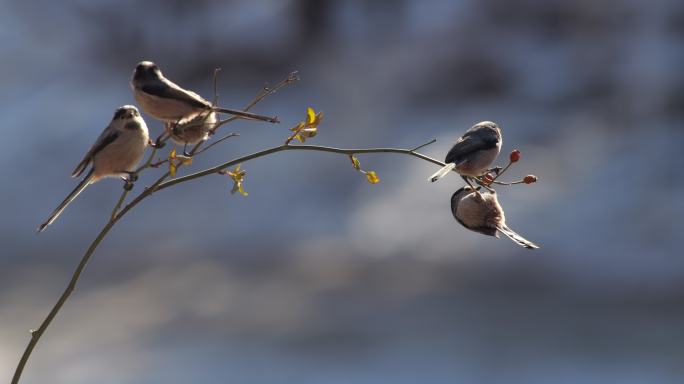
[2, 1, 683, 383]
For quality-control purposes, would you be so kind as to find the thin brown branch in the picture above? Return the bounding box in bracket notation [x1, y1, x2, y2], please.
[410, 138, 437, 152]
[157, 140, 444, 192]
[212, 67, 221, 106]
[192, 133, 240, 156]
[13, 215, 119, 384]
[190, 71, 299, 156]
[284, 123, 305, 145]
[149, 158, 169, 168]
[110, 186, 131, 220]
[208, 71, 299, 136]
[11, 170, 170, 384]
[490, 179, 527, 186]
[491, 161, 513, 182]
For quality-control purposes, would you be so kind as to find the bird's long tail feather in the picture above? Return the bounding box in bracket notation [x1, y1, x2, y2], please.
[429, 163, 456, 182]
[213, 107, 279, 124]
[496, 224, 540, 249]
[37, 169, 94, 233]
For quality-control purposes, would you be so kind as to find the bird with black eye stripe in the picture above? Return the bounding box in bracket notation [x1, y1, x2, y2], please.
[37, 105, 149, 233]
[130, 61, 279, 126]
[429, 121, 502, 193]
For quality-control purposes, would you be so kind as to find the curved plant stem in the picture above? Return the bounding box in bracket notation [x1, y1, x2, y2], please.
[158, 141, 443, 192]
[11, 139, 442, 384]
[13, 217, 118, 384]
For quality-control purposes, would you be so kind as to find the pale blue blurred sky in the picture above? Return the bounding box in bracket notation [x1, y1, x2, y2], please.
[1, 1, 683, 383]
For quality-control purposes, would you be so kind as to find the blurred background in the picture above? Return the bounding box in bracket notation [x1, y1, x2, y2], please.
[1, 0, 683, 383]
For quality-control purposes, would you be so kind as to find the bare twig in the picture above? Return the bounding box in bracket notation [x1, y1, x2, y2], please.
[135, 137, 163, 173]
[110, 187, 131, 220]
[189, 71, 299, 156]
[212, 67, 221, 106]
[192, 133, 240, 156]
[284, 123, 306, 146]
[410, 138, 436, 152]
[208, 71, 299, 136]
[149, 158, 169, 168]
[490, 161, 513, 183]
[490, 179, 527, 186]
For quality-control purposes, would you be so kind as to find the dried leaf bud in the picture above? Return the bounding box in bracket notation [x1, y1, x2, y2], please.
[349, 155, 361, 170]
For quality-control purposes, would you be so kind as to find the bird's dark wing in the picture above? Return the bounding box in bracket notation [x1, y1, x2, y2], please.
[444, 131, 499, 164]
[140, 81, 210, 109]
[71, 130, 120, 177]
[451, 201, 498, 237]
[450, 189, 498, 237]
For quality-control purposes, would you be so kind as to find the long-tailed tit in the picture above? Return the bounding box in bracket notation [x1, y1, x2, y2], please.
[429, 121, 502, 191]
[166, 110, 217, 146]
[131, 61, 278, 125]
[37, 105, 149, 233]
[450, 186, 539, 249]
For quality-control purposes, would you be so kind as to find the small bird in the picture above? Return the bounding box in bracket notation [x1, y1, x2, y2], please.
[37, 105, 149, 233]
[429, 121, 502, 191]
[166, 110, 217, 146]
[450, 186, 539, 249]
[130, 61, 278, 125]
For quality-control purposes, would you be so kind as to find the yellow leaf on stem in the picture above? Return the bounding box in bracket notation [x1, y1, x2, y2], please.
[306, 107, 316, 125]
[366, 171, 380, 184]
[169, 162, 177, 178]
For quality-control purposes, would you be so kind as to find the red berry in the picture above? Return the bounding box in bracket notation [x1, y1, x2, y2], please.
[509, 150, 521, 163]
[523, 175, 537, 184]
[482, 173, 494, 185]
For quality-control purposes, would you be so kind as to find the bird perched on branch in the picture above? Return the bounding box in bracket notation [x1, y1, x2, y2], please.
[37, 105, 149, 233]
[450, 186, 539, 249]
[130, 61, 278, 125]
[429, 121, 502, 191]
[166, 110, 217, 146]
